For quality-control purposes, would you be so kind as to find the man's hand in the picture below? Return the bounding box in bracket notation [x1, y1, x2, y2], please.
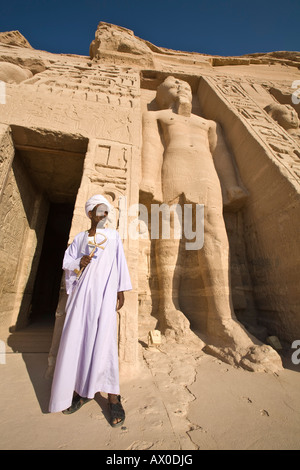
[116, 291, 125, 310]
[224, 186, 248, 212]
[140, 181, 155, 201]
[140, 182, 164, 204]
[80, 255, 91, 269]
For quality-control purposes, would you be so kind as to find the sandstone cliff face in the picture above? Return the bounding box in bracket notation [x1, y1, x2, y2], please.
[0, 22, 299, 372]
[0, 31, 33, 48]
[0, 31, 49, 80]
[90, 22, 300, 70]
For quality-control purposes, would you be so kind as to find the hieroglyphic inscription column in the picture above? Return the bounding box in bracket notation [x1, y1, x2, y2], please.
[0, 124, 14, 202]
[67, 66, 141, 372]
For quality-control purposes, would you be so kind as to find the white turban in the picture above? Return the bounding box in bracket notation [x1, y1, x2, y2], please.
[85, 195, 112, 217]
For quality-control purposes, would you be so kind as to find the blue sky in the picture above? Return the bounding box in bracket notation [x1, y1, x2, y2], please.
[1, 0, 299, 57]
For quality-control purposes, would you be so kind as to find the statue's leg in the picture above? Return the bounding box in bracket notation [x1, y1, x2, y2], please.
[198, 206, 282, 372]
[155, 235, 190, 340]
[197, 206, 237, 341]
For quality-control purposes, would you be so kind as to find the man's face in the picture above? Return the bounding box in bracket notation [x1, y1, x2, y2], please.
[96, 203, 109, 217]
[89, 204, 108, 223]
[165, 78, 192, 105]
[156, 77, 192, 111]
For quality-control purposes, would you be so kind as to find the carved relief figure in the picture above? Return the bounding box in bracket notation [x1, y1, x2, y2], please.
[264, 102, 300, 145]
[140, 76, 281, 371]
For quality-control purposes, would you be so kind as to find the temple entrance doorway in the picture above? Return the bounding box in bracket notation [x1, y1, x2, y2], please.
[29, 202, 74, 325]
[0, 126, 88, 336]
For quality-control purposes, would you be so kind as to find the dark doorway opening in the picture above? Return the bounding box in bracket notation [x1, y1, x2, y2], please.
[29, 203, 74, 325]
[6, 125, 89, 332]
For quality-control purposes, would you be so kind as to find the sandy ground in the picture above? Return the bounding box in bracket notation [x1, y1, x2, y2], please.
[0, 324, 300, 451]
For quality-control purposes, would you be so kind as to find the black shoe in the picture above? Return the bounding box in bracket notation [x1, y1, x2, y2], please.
[108, 395, 125, 427]
[62, 395, 91, 415]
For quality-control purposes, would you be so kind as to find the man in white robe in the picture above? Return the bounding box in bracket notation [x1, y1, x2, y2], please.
[49, 195, 132, 427]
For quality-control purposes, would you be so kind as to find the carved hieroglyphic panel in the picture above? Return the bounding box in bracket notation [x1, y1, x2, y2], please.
[0, 125, 14, 201]
[70, 137, 135, 239]
[204, 76, 300, 185]
[20, 62, 140, 108]
[90, 141, 130, 195]
[2, 64, 140, 144]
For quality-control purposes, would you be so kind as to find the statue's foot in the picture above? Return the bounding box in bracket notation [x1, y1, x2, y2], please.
[204, 318, 282, 373]
[162, 308, 190, 340]
[160, 308, 201, 346]
[204, 342, 282, 373]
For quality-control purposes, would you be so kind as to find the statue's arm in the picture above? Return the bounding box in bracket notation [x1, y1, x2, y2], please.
[140, 112, 164, 198]
[209, 121, 248, 210]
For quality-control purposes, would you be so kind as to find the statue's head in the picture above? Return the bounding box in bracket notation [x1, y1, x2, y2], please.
[156, 76, 192, 114]
[264, 103, 299, 131]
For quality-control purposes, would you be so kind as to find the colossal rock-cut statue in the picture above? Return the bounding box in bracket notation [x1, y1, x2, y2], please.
[140, 76, 282, 372]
